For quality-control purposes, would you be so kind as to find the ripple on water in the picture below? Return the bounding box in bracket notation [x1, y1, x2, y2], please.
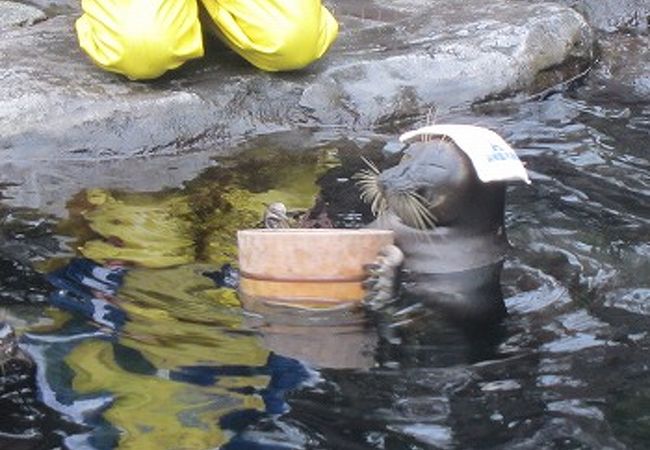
[0, 88, 649, 448]
[603, 288, 650, 317]
[387, 423, 454, 449]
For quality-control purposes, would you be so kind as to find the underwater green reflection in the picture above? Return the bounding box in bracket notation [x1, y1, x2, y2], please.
[69, 147, 332, 268]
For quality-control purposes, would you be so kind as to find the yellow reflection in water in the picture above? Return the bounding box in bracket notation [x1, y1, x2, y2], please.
[67, 339, 268, 450]
[199, 188, 265, 267]
[80, 190, 197, 268]
[59, 147, 342, 448]
[65, 265, 270, 449]
[117, 265, 269, 368]
[74, 147, 333, 269]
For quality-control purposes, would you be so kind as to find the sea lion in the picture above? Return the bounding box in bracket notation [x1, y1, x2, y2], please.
[356, 126, 530, 323]
[264, 126, 529, 324]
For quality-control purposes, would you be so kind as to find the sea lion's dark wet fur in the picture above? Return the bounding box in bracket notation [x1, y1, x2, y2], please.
[370, 137, 510, 324]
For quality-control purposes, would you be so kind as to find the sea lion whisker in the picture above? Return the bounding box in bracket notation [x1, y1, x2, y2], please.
[370, 193, 387, 216]
[370, 197, 380, 215]
[355, 178, 375, 186]
[414, 199, 437, 229]
[360, 156, 381, 175]
[397, 194, 414, 227]
[357, 180, 378, 192]
[356, 179, 373, 197]
[415, 210, 437, 239]
[408, 195, 427, 231]
[410, 190, 430, 203]
[353, 171, 380, 192]
[411, 201, 433, 230]
[402, 193, 427, 231]
[406, 191, 436, 229]
[391, 192, 418, 230]
[409, 191, 438, 222]
[404, 195, 437, 244]
[356, 181, 375, 196]
[405, 199, 435, 242]
[411, 209, 436, 244]
[354, 169, 389, 217]
[399, 193, 413, 221]
[377, 199, 388, 214]
[352, 168, 376, 181]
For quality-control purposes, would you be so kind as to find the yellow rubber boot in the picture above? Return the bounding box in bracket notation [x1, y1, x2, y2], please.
[200, 0, 338, 71]
[76, 0, 205, 80]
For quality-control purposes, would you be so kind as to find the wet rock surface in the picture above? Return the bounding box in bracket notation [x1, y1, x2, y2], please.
[0, 0, 592, 163]
[554, 0, 648, 33]
[0, 0, 45, 29]
[300, 1, 592, 127]
[521, 0, 650, 103]
[0, 0, 598, 218]
[18, 0, 78, 16]
[585, 33, 650, 102]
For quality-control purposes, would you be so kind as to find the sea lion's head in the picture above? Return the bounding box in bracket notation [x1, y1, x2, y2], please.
[356, 137, 498, 231]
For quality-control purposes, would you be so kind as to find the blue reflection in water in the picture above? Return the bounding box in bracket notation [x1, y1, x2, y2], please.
[48, 259, 128, 331]
[25, 258, 313, 449]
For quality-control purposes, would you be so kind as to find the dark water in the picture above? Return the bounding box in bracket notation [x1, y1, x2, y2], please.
[1, 85, 649, 449]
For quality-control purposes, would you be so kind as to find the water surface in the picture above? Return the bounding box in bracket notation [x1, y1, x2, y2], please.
[0, 86, 649, 449]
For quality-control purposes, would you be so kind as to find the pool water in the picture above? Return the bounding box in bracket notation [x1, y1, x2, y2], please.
[0, 86, 649, 449]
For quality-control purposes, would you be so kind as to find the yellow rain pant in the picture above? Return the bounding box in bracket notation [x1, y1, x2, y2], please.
[200, 0, 338, 72]
[75, 0, 338, 80]
[75, 0, 205, 80]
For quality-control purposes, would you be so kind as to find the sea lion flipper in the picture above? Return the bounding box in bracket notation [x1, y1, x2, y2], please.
[362, 244, 404, 311]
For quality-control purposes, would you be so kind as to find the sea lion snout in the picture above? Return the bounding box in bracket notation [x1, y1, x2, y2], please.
[375, 167, 404, 198]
